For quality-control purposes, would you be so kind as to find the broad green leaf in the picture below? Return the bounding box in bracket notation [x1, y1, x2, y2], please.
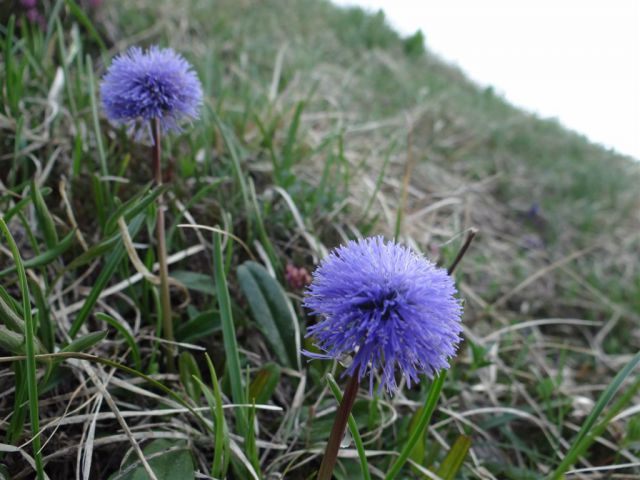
[109, 439, 194, 480]
[172, 270, 216, 296]
[175, 309, 221, 343]
[436, 435, 471, 479]
[237, 261, 300, 369]
[249, 363, 281, 404]
[407, 406, 426, 468]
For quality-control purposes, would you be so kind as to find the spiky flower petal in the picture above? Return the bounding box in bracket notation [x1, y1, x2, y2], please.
[304, 236, 463, 393]
[100, 46, 202, 139]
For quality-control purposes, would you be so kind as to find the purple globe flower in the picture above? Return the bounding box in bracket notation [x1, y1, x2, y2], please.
[100, 46, 202, 140]
[304, 236, 463, 394]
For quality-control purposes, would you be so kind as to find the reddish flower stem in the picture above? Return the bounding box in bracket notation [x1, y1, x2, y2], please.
[152, 118, 175, 372]
[317, 373, 361, 480]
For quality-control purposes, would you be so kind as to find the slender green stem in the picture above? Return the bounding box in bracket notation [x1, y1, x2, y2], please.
[318, 373, 361, 480]
[0, 219, 45, 479]
[152, 118, 175, 371]
[385, 372, 447, 480]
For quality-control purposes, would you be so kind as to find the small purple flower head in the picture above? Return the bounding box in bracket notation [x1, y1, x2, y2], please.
[304, 236, 463, 394]
[100, 46, 202, 140]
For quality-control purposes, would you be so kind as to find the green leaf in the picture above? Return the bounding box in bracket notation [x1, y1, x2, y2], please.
[436, 435, 471, 479]
[0, 287, 26, 334]
[280, 101, 306, 187]
[237, 261, 300, 369]
[213, 232, 246, 434]
[64, 0, 107, 52]
[0, 218, 44, 479]
[104, 183, 163, 234]
[69, 214, 144, 338]
[0, 229, 76, 278]
[30, 181, 59, 249]
[202, 353, 229, 478]
[179, 351, 202, 401]
[548, 350, 640, 479]
[407, 406, 426, 468]
[385, 372, 447, 480]
[29, 279, 54, 353]
[109, 439, 194, 480]
[248, 363, 281, 404]
[60, 331, 107, 355]
[175, 309, 221, 344]
[3, 187, 51, 223]
[171, 270, 217, 296]
[63, 231, 121, 272]
[0, 325, 26, 355]
[96, 313, 141, 371]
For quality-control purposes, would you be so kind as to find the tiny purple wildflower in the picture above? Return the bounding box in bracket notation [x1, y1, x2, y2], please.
[100, 46, 202, 140]
[304, 236, 463, 394]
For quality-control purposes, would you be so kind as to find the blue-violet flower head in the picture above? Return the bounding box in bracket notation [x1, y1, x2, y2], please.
[304, 236, 463, 394]
[100, 46, 202, 139]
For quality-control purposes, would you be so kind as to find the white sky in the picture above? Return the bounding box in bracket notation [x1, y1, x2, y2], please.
[332, 0, 640, 159]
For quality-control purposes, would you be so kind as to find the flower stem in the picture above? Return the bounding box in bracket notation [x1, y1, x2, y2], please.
[152, 118, 175, 372]
[317, 373, 361, 480]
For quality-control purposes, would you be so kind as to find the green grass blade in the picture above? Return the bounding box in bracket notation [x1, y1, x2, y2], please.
[96, 313, 142, 371]
[59, 330, 107, 355]
[69, 214, 144, 338]
[30, 181, 58, 249]
[248, 179, 281, 272]
[210, 109, 249, 211]
[204, 353, 228, 478]
[85, 55, 109, 179]
[63, 0, 107, 52]
[0, 218, 45, 479]
[212, 232, 247, 433]
[326, 373, 371, 480]
[280, 101, 305, 187]
[0, 229, 75, 278]
[28, 279, 54, 353]
[548, 350, 640, 479]
[385, 371, 447, 480]
[3, 16, 18, 116]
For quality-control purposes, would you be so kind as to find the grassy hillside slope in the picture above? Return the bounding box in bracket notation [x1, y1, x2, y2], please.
[1, 0, 639, 478]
